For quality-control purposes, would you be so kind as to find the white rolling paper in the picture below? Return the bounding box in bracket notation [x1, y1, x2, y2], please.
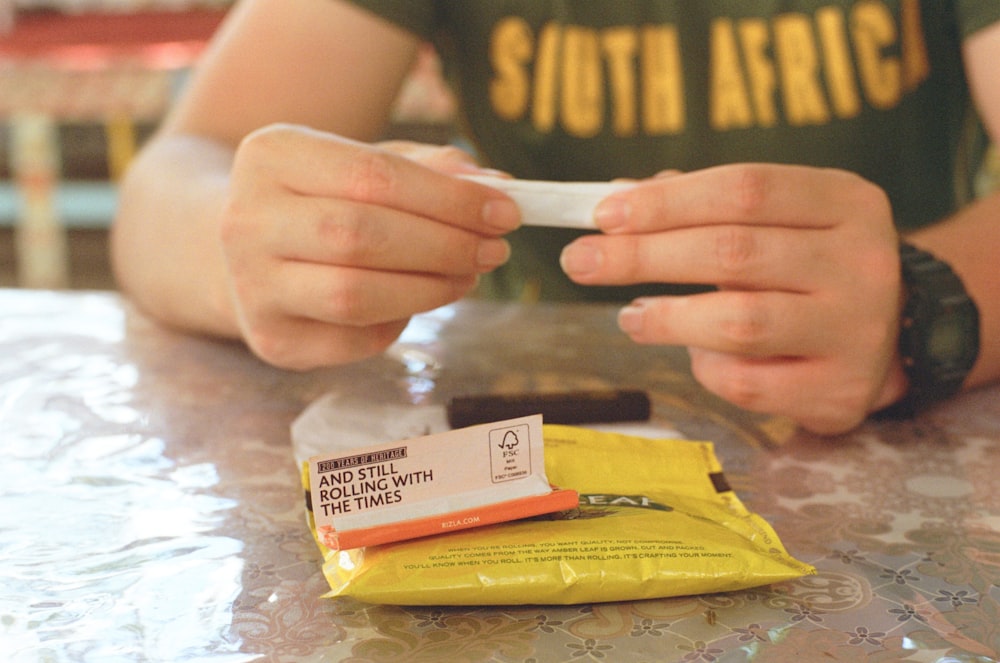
[462, 175, 634, 229]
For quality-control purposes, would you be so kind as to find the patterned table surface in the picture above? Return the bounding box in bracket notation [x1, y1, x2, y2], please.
[3, 289, 999, 663]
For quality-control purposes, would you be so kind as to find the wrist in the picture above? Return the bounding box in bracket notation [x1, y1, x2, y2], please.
[872, 356, 910, 413]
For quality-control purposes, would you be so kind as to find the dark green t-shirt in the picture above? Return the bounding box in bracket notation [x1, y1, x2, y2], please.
[344, 1, 1000, 301]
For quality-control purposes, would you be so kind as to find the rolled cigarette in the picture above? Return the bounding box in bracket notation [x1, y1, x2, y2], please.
[462, 175, 634, 229]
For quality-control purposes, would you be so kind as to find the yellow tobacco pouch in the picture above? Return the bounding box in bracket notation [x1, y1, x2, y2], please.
[303, 425, 814, 605]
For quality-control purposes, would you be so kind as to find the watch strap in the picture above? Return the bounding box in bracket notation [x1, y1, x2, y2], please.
[874, 241, 979, 419]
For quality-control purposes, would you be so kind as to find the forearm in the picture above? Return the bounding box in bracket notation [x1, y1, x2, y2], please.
[110, 134, 240, 338]
[907, 189, 1000, 389]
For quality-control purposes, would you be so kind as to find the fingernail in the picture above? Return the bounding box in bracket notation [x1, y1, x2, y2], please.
[594, 197, 630, 231]
[482, 198, 521, 231]
[474, 167, 511, 177]
[560, 242, 602, 276]
[477, 238, 511, 270]
[617, 300, 646, 334]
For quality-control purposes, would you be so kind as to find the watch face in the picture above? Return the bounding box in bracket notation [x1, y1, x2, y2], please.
[926, 306, 977, 366]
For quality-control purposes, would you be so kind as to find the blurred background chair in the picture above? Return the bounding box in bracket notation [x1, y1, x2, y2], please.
[0, 2, 229, 288]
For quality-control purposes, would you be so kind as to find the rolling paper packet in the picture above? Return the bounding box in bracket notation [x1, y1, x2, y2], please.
[302, 425, 815, 605]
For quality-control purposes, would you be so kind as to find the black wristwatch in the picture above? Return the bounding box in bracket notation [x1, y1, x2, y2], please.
[876, 241, 980, 419]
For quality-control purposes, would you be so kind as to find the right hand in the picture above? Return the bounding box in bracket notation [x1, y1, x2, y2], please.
[220, 124, 520, 370]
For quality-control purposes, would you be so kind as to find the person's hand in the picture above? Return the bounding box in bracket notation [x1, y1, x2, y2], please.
[220, 124, 520, 370]
[560, 163, 908, 434]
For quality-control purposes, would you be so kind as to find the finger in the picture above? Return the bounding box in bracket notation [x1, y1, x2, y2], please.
[687, 348, 870, 435]
[616, 292, 836, 358]
[561, 225, 827, 290]
[237, 125, 521, 233]
[260, 196, 512, 275]
[244, 314, 412, 371]
[378, 140, 485, 175]
[259, 259, 479, 328]
[594, 163, 890, 234]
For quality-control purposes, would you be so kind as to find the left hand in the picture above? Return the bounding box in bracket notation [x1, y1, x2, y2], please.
[560, 163, 908, 434]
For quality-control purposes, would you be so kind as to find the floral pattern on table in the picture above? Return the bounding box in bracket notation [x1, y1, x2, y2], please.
[3, 292, 999, 663]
